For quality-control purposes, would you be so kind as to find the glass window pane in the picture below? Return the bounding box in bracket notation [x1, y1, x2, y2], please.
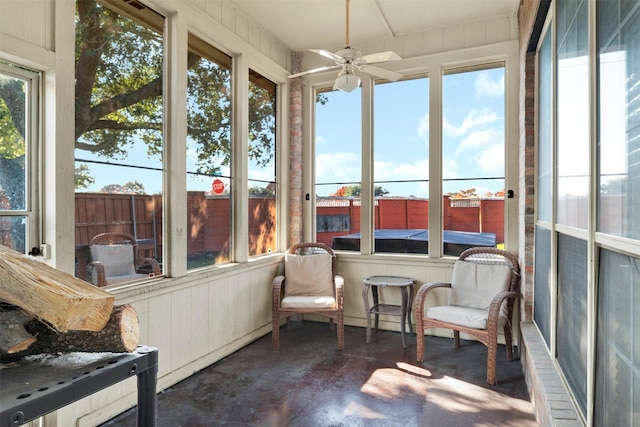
[595, 248, 640, 426]
[248, 70, 276, 256]
[534, 225, 552, 348]
[556, 233, 588, 416]
[556, 0, 589, 228]
[186, 34, 232, 268]
[372, 76, 429, 254]
[0, 66, 31, 253]
[74, 0, 164, 284]
[442, 66, 505, 256]
[597, 0, 640, 239]
[537, 27, 553, 223]
[315, 88, 361, 251]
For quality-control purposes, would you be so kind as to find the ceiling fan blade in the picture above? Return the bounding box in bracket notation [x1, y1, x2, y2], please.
[360, 51, 402, 64]
[309, 49, 344, 64]
[358, 65, 403, 82]
[288, 65, 341, 79]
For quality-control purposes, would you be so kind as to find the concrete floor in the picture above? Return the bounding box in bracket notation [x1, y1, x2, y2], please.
[101, 322, 537, 426]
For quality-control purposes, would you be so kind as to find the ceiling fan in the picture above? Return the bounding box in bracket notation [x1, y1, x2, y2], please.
[288, 0, 403, 92]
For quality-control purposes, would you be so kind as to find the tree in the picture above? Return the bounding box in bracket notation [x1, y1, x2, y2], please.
[73, 0, 276, 178]
[75, 164, 95, 189]
[101, 181, 146, 194]
[330, 184, 388, 197]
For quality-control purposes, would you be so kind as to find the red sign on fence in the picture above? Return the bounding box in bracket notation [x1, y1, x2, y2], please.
[211, 178, 225, 195]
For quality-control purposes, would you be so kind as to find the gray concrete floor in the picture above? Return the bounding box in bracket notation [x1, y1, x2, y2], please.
[102, 322, 537, 426]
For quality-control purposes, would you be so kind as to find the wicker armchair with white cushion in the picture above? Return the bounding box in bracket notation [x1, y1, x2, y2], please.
[415, 247, 520, 385]
[88, 232, 160, 287]
[272, 242, 344, 351]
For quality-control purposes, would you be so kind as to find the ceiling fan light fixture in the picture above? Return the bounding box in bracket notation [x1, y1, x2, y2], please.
[335, 69, 361, 92]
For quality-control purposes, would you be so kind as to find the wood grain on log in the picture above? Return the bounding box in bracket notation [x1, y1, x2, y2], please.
[0, 245, 114, 332]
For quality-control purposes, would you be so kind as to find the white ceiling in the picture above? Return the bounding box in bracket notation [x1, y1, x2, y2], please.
[229, 0, 520, 52]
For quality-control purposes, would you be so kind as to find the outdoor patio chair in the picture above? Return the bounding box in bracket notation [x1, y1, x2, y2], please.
[88, 232, 160, 287]
[415, 247, 520, 385]
[272, 242, 344, 350]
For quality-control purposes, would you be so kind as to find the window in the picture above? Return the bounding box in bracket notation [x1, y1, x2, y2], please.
[0, 62, 40, 254]
[596, 248, 640, 426]
[556, 0, 589, 228]
[315, 88, 362, 251]
[315, 57, 511, 256]
[247, 70, 277, 256]
[186, 34, 232, 269]
[597, 0, 640, 239]
[74, 0, 164, 283]
[442, 65, 506, 256]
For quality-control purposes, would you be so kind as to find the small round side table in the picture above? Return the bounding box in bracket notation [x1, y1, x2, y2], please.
[362, 276, 416, 348]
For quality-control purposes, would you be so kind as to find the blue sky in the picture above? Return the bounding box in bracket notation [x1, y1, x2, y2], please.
[315, 67, 505, 198]
[76, 67, 505, 197]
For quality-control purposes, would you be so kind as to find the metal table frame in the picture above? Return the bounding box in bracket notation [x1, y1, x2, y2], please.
[0, 345, 158, 427]
[362, 276, 416, 348]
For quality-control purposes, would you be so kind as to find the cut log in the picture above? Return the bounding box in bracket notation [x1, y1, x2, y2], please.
[0, 245, 114, 332]
[7, 305, 140, 358]
[0, 309, 37, 354]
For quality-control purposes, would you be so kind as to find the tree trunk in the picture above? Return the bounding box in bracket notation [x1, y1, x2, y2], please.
[0, 245, 114, 332]
[6, 305, 140, 358]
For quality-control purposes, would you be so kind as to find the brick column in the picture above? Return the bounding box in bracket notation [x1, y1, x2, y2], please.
[289, 51, 303, 247]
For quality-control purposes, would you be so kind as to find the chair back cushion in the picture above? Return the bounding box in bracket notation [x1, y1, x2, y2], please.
[284, 253, 334, 297]
[450, 260, 512, 310]
[90, 244, 136, 277]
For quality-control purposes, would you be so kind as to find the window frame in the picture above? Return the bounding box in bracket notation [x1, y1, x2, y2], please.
[304, 41, 520, 258]
[0, 61, 41, 255]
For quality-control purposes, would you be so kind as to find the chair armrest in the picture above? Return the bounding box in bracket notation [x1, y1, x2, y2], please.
[486, 290, 519, 331]
[87, 261, 106, 287]
[272, 275, 285, 306]
[415, 282, 451, 319]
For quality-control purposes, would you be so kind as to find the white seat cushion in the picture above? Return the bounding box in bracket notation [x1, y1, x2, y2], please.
[281, 295, 336, 309]
[284, 253, 334, 297]
[90, 244, 136, 276]
[427, 305, 507, 330]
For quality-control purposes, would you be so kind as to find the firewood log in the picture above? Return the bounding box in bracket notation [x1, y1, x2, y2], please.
[0, 308, 37, 354]
[3, 305, 140, 359]
[0, 245, 114, 332]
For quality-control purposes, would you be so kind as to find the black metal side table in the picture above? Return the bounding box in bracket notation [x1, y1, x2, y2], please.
[362, 276, 416, 348]
[0, 345, 158, 427]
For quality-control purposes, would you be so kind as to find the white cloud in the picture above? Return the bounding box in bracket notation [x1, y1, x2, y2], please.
[443, 109, 498, 137]
[477, 143, 505, 175]
[315, 152, 360, 182]
[374, 159, 429, 181]
[456, 128, 502, 154]
[475, 72, 504, 97]
[416, 112, 429, 142]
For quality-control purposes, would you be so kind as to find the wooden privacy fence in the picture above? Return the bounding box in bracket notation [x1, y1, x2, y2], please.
[315, 196, 505, 248]
[73, 193, 503, 278]
[74, 192, 276, 278]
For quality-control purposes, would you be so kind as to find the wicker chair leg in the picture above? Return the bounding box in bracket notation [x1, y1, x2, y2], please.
[272, 316, 280, 351]
[337, 314, 344, 351]
[329, 317, 335, 332]
[416, 327, 424, 362]
[504, 325, 514, 361]
[487, 341, 498, 385]
[454, 330, 460, 348]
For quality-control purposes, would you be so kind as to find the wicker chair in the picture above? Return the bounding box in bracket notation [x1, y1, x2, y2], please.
[415, 247, 520, 385]
[88, 232, 161, 287]
[272, 242, 344, 350]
